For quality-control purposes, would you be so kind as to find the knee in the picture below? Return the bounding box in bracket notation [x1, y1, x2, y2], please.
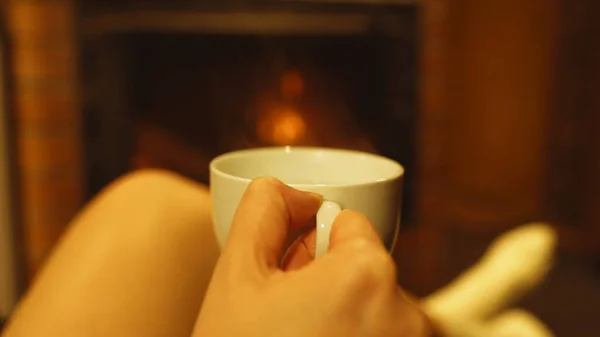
[110, 168, 206, 193]
[88, 169, 212, 230]
[103, 169, 209, 203]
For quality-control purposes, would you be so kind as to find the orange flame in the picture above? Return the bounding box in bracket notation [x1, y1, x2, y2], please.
[257, 106, 307, 145]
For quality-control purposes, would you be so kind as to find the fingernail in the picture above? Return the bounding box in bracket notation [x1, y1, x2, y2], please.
[307, 191, 324, 203]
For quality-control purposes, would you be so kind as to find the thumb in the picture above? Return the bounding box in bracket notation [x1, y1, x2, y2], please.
[282, 210, 384, 271]
[328, 210, 383, 250]
[224, 177, 322, 274]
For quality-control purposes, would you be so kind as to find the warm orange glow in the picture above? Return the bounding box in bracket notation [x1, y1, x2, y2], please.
[281, 69, 304, 98]
[258, 107, 307, 145]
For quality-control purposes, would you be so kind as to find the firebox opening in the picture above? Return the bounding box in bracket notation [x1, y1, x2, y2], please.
[86, 31, 417, 227]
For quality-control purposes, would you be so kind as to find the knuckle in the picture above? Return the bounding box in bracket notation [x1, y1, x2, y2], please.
[340, 240, 396, 289]
[247, 176, 283, 192]
[347, 237, 373, 252]
[338, 210, 371, 226]
[241, 177, 289, 222]
[369, 250, 397, 278]
[332, 210, 381, 245]
[333, 210, 373, 235]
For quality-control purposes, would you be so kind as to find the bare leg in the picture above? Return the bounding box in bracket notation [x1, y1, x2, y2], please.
[3, 170, 219, 337]
[3, 169, 556, 337]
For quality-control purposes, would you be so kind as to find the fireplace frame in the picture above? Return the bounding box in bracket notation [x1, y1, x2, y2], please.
[78, 1, 420, 215]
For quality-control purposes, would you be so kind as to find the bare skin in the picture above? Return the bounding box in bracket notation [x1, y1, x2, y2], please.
[2, 170, 435, 337]
[4, 170, 219, 337]
[193, 177, 431, 337]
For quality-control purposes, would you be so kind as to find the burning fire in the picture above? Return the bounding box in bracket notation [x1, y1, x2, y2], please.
[257, 69, 308, 145]
[257, 106, 307, 145]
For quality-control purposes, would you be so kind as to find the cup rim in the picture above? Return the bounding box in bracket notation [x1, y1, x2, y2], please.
[209, 146, 404, 188]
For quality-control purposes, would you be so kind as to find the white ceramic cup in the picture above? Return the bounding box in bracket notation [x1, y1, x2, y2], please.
[209, 146, 404, 257]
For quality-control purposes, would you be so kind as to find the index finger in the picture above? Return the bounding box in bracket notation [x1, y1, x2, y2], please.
[223, 177, 322, 274]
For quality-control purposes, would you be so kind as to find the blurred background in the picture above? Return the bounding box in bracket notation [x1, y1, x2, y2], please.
[0, 0, 599, 335]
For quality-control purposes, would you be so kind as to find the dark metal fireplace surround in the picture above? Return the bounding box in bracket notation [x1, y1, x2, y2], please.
[79, 0, 418, 225]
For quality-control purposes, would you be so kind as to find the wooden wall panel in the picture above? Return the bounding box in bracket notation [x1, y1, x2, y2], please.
[441, 0, 560, 232]
[414, 0, 561, 289]
[418, 0, 560, 234]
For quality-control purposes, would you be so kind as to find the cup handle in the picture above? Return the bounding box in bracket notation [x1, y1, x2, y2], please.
[315, 200, 342, 258]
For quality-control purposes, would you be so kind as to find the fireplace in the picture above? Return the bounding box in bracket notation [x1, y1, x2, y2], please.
[5, 1, 600, 315]
[80, 1, 419, 225]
